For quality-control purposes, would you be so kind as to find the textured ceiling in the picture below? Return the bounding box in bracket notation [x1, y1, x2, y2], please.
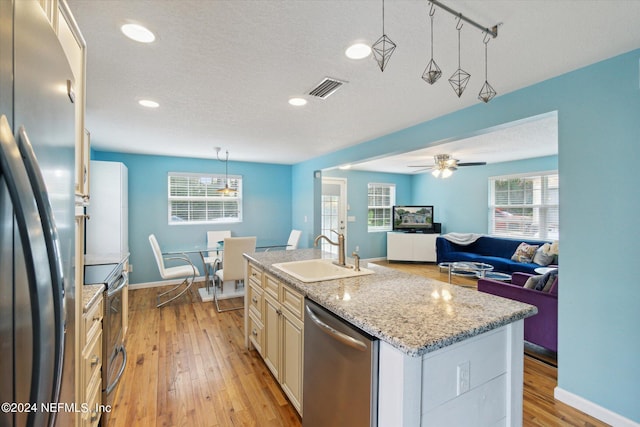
[67, 0, 640, 168]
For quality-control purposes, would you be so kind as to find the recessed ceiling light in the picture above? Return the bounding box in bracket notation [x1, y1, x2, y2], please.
[288, 97, 307, 107]
[138, 99, 159, 108]
[121, 24, 155, 43]
[345, 43, 372, 60]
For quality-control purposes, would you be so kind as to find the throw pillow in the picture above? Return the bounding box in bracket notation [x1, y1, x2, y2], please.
[511, 242, 539, 263]
[541, 269, 558, 292]
[533, 245, 555, 266]
[523, 275, 542, 289]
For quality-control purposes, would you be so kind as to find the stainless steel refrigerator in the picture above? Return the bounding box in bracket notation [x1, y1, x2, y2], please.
[1, 1, 77, 426]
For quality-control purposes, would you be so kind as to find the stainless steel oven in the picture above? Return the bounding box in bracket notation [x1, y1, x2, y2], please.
[84, 261, 128, 425]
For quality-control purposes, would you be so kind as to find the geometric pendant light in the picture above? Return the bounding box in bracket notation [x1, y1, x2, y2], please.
[478, 34, 497, 103]
[421, 4, 442, 85]
[448, 18, 471, 97]
[372, 0, 396, 72]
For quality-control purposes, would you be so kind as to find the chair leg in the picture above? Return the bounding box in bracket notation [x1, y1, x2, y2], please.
[214, 278, 244, 313]
[157, 273, 195, 308]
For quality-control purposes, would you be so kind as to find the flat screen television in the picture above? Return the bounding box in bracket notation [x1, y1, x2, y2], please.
[393, 205, 434, 232]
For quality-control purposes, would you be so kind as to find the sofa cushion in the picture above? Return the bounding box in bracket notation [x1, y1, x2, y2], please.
[511, 242, 539, 263]
[533, 244, 555, 266]
[523, 275, 541, 289]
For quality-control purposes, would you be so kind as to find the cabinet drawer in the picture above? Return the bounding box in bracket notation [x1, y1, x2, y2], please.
[83, 330, 102, 390]
[248, 283, 263, 320]
[248, 313, 264, 355]
[247, 263, 263, 284]
[84, 298, 103, 344]
[264, 273, 279, 299]
[281, 285, 304, 320]
[82, 372, 102, 427]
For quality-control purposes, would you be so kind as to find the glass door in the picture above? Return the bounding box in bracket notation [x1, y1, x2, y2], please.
[320, 177, 347, 256]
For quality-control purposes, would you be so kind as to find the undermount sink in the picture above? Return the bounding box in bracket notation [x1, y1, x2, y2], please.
[271, 259, 374, 283]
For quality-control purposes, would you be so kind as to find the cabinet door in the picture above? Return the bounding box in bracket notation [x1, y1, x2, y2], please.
[413, 234, 438, 262]
[387, 232, 412, 261]
[263, 294, 280, 379]
[281, 310, 303, 413]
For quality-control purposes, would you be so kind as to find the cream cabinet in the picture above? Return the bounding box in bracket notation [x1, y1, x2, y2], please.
[55, 0, 89, 201]
[81, 293, 103, 427]
[245, 264, 304, 414]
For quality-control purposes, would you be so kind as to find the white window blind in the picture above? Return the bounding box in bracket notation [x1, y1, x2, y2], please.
[168, 172, 242, 224]
[488, 171, 558, 240]
[368, 183, 395, 232]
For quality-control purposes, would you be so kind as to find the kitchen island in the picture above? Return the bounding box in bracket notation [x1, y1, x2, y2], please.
[244, 249, 536, 426]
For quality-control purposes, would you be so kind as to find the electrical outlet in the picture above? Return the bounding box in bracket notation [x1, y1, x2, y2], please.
[128, 264, 133, 273]
[355, 246, 360, 252]
[457, 361, 470, 395]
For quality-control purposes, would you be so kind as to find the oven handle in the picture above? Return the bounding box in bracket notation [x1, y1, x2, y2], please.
[107, 271, 128, 297]
[106, 345, 127, 395]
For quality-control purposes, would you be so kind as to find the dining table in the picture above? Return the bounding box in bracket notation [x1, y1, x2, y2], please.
[162, 242, 288, 302]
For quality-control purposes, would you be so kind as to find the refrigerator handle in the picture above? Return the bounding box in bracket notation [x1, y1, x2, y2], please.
[305, 304, 367, 351]
[16, 126, 66, 411]
[0, 115, 59, 427]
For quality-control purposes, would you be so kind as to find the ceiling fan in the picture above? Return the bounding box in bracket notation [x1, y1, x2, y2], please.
[409, 154, 486, 178]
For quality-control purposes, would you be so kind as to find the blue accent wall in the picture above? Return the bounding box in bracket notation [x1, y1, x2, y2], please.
[322, 170, 413, 259]
[292, 49, 640, 422]
[412, 156, 558, 234]
[92, 151, 292, 285]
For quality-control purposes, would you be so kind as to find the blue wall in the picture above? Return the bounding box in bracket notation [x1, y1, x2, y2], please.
[292, 50, 640, 422]
[322, 169, 413, 259]
[92, 151, 292, 284]
[412, 155, 558, 234]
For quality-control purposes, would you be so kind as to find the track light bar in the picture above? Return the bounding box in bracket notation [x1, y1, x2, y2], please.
[429, 0, 499, 38]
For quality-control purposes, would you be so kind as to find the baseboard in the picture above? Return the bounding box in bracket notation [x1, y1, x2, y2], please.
[554, 387, 639, 427]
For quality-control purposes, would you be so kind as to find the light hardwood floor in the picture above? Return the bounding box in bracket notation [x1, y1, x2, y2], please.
[107, 263, 609, 427]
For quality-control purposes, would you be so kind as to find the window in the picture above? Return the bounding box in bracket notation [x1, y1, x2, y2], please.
[168, 172, 242, 224]
[368, 183, 395, 232]
[489, 172, 558, 240]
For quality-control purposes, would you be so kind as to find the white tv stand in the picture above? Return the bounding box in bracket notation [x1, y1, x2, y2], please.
[387, 231, 439, 262]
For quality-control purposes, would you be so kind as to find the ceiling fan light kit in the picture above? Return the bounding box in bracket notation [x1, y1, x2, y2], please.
[411, 154, 487, 179]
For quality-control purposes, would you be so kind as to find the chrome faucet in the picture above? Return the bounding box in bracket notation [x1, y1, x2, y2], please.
[352, 251, 360, 271]
[314, 230, 346, 267]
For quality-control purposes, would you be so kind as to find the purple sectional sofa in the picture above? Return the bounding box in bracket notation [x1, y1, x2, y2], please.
[478, 272, 558, 352]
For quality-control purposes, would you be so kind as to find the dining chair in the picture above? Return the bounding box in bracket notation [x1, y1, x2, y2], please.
[149, 234, 199, 308]
[213, 236, 256, 312]
[202, 230, 231, 292]
[286, 229, 302, 250]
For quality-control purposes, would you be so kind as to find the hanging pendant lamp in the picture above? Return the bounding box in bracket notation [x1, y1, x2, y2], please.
[215, 148, 236, 194]
[448, 18, 470, 97]
[422, 4, 442, 84]
[478, 33, 497, 103]
[372, 0, 396, 72]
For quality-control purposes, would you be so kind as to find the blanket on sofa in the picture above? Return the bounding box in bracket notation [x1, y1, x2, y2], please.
[442, 232, 483, 245]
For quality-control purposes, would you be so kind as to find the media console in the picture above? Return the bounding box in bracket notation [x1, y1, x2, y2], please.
[386, 231, 440, 262]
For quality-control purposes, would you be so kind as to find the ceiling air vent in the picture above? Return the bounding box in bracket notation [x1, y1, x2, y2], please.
[308, 77, 347, 99]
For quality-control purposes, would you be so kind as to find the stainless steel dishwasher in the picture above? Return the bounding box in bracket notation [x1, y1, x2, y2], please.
[303, 299, 379, 427]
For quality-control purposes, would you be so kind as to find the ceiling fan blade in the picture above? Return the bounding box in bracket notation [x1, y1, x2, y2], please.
[408, 165, 435, 168]
[457, 162, 487, 166]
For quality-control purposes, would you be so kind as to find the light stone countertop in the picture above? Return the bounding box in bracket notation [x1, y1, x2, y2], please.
[245, 248, 537, 357]
[82, 284, 105, 313]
